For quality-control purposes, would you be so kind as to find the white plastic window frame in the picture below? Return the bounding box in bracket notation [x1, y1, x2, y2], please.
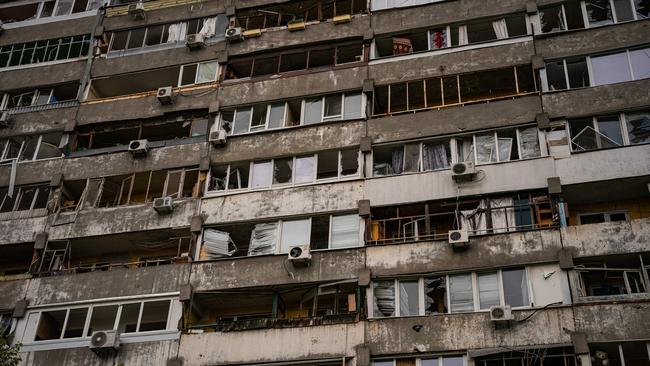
[371, 356, 468, 366]
[0, 0, 101, 23]
[0, 184, 48, 212]
[538, 4, 571, 34]
[371, 138, 452, 177]
[108, 22, 183, 52]
[0, 134, 64, 163]
[177, 60, 219, 87]
[565, 112, 645, 152]
[205, 149, 360, 194]
[580, 0, 644, 28]
[577, 210, 629, 224]
[368, 268, 534, 318]
[221, 91, 366, 135]
[23, 297, 176, 345]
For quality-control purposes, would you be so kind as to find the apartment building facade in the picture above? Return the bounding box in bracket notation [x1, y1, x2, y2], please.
[0, 0, 649, 364]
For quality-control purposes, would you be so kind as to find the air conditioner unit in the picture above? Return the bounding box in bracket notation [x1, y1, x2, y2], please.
[490, 305, 513, 324]
[89, 330, 120, 356]
[153, 196, 174, 214]
[288, 245, 311, 267]
[225, 27, 244, 42]
[186, 33, 205, 50]
[157, 86, 174, 105]
[448, 229, 469, 251]
[0, 111, 11, 127]
[128, 2, 145, 20]
[128, 139, 148, 157]
[451, 161, 476, 182]
[209, 129, 227, 147]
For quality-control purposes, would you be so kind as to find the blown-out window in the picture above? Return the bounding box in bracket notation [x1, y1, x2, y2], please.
[567, 109, 650, 151]
[0, 184, 50, 213]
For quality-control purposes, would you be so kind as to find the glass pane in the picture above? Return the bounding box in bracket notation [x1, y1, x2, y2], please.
[304, 97, 323, 124]
[87, 305, 118, 335]
[250, 104, 267, 131]
[145, 25, 164, 46]
[324, 94, 342, 120]
[127, 28, 146, 49]
[251, 161, 272, 188]
[449, 274, 474, 312]
[373, 281, 395, 317]
[268, 102, 286, 129]
[625, 111, 650, 144]
[280, 219, 311, 253]
[180, 64, 198, 86]
[596, 115, 624, 147]
[294, 155, 314, 183]
[614, 0, 635, 20]
[475, 133, 497, 163]
[196, 62, 218, 83]
[635, 0, 650, 19]
[273, 157, 293, 185]
[587, 0, 614, 26]
[35, 310, 66, 341]
[117, 303, 140, 333]
[566, 58, 590, 88]
[629, 48, 650, 80]
[19, 135, 39, 161]
[422, 141, 450, 170]
[545, 61, 567, 91]
[55, 0, 73, 15]
[220, 110, 235, 134]
[425, 276, 447, 314]
[228, 162, 249, 190]
[342, 92, 362, 120]
[502, 268, 529, 307]
[518, 127, 541, 159]
[399, 280, 419, 316]
[340, 149, 359, 176]
[16, 187, 37, 210]
[591, 52, 632, 86]
[139, 300, 170, 332]
[233, 108, 252, 134]
[317, 150, 339, 179]
[443, 357, 464, 366]
[330, 214, 359, 248]
[36, 133, 62, 160]
[478, 272, 500, 310]
[569, 118, 598, 151]
[62, 308, 88, 339]
[540, 5, 565, 33]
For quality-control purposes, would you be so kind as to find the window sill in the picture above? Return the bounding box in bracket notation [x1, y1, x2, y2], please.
[20, 330, 180, 352]
[194, 243, 364, 264]
[204, 175, 363, 198]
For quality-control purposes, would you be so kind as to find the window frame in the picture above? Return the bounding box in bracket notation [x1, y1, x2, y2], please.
[577, 210, 629, 224]
[566, 110, 650, 152]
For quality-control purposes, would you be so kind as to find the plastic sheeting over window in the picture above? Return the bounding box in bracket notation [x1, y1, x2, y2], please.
[201, 229, 237, 259]
[248, 223, 278, 256]
[330, 214, 359, 248]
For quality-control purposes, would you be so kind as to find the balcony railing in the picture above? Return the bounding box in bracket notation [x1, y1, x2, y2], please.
[187, 313, 359, 333]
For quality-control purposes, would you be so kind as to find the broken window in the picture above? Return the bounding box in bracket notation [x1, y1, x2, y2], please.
[273, 157, 293, 185]
[586, 0, 615, 27]
[0, 184, 49, 213]
[375, 30, 429, 57]
[578, 211, 628, 224]
[248, 222, 279, 256]
[34, 310, 67, 341]
[576, 255, 648, 296]
[316, 150, 339, 180]
[373, 139, 450, 176]
[139, 300, 170, 332]
[0, 35, 90, 69]
[568, 115, 624, 151]
[477, 348, 578, 366]
[87, 305, 118, 335]
[625, 110, 650, 144]
[424, 276, 447, 314]
[373, 281, 396, 317]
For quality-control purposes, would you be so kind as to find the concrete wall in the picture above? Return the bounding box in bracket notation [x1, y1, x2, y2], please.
[574, 302, 650, 342]
[102, 1, 225, 31]
[0, 61, 86, 93]
[0, 106, 76, 138]
[364, 157, 555, 206]
[366, 229, 562, 276]
[201, 180, 363, 225]
[367, 96, 541, 143]
[556, 144, 650, 185]
[562, 217, 650, 258]
[177, 322, 364, 364]
[0, 216, 47, 245]
[191, 247, 365, 290]
[0, 17, 96, 46]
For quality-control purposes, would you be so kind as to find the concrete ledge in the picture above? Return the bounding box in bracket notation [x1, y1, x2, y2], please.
[541, 79, 650, 119]
[0, 61, 87, 93]
[177, 322, 363, 364]
[0, 16, 95, 47]
[0, 159, 63, 187]
[102, 1, 225, 31]
[556, 144, 650, 185]
[190, 247, 365, 291]
[562, 217, 650, 257]
[574, 302, 650, 342]
[0, 216, 47, 245]
[0, 105, 77, 138]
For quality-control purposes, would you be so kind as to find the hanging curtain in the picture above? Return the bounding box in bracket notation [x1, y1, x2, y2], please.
[201, 229, 237, 259]
[460, 199, 488, 235]
[492, 19, 509, 39]
[248, 223, 278, 256]
[457, 25, 468, 45]
[489, 197, 516, 233]
[166, 22, 187, 43]
[519, 127, 541, 159]
[391, 147, 404, 174]
[198, 17, 217, 38]
[403, 143, 420, 172]
[422, 142, 449, 170]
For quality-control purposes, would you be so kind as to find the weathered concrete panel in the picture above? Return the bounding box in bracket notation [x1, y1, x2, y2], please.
[368, 96, 541, 144]
[366, 307, 574, 355]
[366, 229, 562, 277]
[0, 17, 96, 46]
[364, 157, 556, 206]
[556, 144, 650, 185]
[91, 43, 225, 78]
[0, 106, 77, 138]
[60, 142, 209, 180]
[0, 216, 48, 245]
[0, 61, 86, 93]
[562, 217, 650, 258]
[210, 121, 366, 163]
[103, 1, 225, 31]
[19, 339, 179, 366]
[228, 16, 370, 57]
[77, 89, 215, 124]
[368, 40, 534, 85]
[191, 248, 365, 291]
[0, 279, 28, 310]
[372, 0, 527, 35]
[48, 199, 199, 240]
[536, 21, 650, 60]
[201, 181, 362, 225]
[178, 323, 363, 364]
[542, 79, 650, 119]
[574, 302, 650, 342]
[0, 159, 63, 187]
[218, 66, 367, 107]
[24, 264, 189, 306]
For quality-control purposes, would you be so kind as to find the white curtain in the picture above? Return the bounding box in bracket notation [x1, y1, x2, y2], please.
[202, 229, 237, 259]
[457, 25, 468, 46]
[166, 22, 187, 43]
[391, 147, 404, 174]
[489, 197, 516, 233]
[422, 142, 449, 170]
[460, 200, 488, 235]
[198, 17, 217, 38]
[492, 19, 509, 39]
[248, 223, 278, 256]
[403, 143, 420, 172]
